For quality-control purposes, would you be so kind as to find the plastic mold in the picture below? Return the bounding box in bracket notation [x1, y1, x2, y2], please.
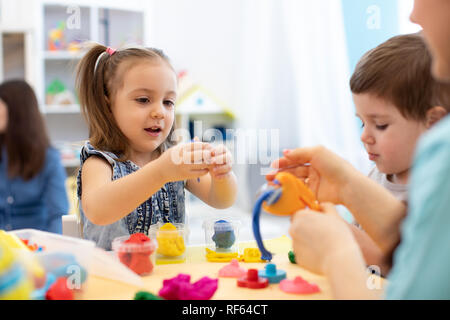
[218, 259, 247, 278]
[279, 276, 320, 294]
[258, 263, 286, 284]
[237, 269, 269, 289]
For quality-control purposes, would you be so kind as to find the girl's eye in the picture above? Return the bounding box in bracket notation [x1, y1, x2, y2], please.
[136, 97, 150, 104]
[376, 124, 388, 130]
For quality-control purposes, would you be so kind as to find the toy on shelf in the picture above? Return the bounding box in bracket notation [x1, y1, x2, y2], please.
[112, 233, 156, 276]
[45, 79, 77, 107]
[253, 172, 320, 261]
[203, 218, 241, 262]
[258, 263, 286, 284]
[48, 21, 66, 51]
[279, 276, 321, 295]
[149, 223, 188, 265]
[237, 269, 269, 289]
[159, 273, 218, 300]
[218, 259, 247, 278]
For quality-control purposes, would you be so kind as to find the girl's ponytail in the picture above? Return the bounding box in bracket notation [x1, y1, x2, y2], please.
[75, 43, 128, 156]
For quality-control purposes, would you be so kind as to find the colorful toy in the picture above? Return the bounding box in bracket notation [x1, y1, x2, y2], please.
[237, 269, 269, 289]
[240, 248, 264, 263]
[20, 239, 45, 252]
[288, 251, 296, 264]
[45, 79, 77, 106]
[205, 248, 239, 262]
[279, 276, 321, 294]
[253, 172, 320, 261]
[212, 220, 235, 249]
[31, 273, 56, 300]
[258, 263, 286, 284]
[0, 238, 34, 300]
[47, 21, 66, 51]
[36, 252, 87, 283]
[112, 233, 156, 276]
[134, 290, 163, 300]
[218, 259, 247, 278]
[45, 277, 74, 300]
[159, 274, 218, 300]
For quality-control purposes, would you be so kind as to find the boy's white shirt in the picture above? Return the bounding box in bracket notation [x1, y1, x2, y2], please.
[367, 166, 408, 203]
[353, 166, 408, 227]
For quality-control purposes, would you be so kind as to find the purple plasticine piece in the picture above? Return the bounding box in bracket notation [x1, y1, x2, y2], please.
[159, 273, 218, 300]
[279, 276, 320, 294]
[180, 277, 218, 300]
[218, 259, 247, 278]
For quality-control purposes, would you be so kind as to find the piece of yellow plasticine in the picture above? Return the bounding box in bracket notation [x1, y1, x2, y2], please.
[156, 223, 185, 257]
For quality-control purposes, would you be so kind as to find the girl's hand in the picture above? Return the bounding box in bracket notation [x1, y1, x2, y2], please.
[157, 141, 213, 183]
[209, 144, 234, 180]
[289, 202, 359, 275]
[267, 146, 355, 205]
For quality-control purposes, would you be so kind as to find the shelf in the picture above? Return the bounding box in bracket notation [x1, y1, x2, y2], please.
[44, 104, 80, 114]
[62, 158, 80, 168]
[44, 51, 83, 60]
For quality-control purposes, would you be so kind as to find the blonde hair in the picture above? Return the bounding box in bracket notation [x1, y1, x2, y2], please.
[75, 43, 177, 160]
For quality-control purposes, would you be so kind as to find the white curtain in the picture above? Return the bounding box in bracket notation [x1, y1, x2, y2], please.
[234, 0, 370, 209]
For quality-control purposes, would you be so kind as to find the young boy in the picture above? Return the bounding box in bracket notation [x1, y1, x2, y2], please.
[348, 33, 449, 275]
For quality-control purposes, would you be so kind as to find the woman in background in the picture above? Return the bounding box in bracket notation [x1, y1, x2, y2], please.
[0, 80, 68, 233]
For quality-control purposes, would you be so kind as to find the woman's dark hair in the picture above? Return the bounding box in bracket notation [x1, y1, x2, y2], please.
[0, 80, 50, 180]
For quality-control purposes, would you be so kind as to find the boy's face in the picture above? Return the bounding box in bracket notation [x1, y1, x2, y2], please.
[111, 60, 177, 164]
[410, 0, 450, 81]
[354, 93, 427, 182]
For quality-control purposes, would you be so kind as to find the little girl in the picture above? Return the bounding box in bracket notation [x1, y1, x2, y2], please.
[75, 44, 237, 250]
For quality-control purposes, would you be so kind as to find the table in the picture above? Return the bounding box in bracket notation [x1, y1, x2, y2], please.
[78, 236, 382, 300]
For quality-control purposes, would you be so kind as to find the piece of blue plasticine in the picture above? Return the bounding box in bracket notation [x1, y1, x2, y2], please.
[258, 263, 287, 284]
[212, 220, 235, 249]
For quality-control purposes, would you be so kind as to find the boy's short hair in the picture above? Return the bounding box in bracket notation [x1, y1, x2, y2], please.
[350, 33, 450, 120]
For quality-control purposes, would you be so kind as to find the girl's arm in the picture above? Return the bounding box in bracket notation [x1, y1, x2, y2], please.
[185, 143, 237, 209]
[81, 142, 211, 225]
[186, 171, 238, 209]
[81, 155, 167, 225]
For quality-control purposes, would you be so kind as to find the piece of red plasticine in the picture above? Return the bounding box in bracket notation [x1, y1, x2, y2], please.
[237, 269, 269, 289]
[279, 276, 320, 294]
[118, 233, 155, 275]
[45, 277, 74, 300]
[159, 274, 218, 300]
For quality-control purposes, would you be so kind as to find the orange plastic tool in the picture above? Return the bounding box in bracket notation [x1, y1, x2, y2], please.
[262, 172, 320, 215]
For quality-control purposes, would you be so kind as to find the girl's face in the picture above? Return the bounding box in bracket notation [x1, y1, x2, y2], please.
[0, 99, 8, 134]
[353, 93, 427, 184]
[111, 60, 177, 166]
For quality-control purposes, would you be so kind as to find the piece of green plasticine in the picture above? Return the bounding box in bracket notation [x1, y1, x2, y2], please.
[288, 250, 296, 264]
